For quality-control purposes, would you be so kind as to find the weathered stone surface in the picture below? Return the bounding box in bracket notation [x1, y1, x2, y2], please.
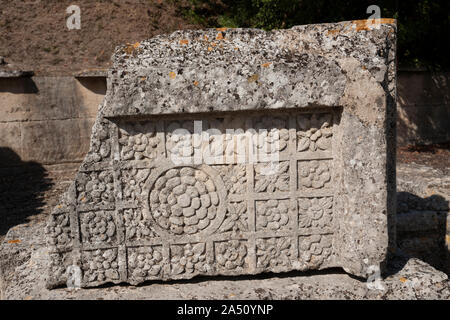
[2, 221, 449, 300]
[45, 19, 398, 288]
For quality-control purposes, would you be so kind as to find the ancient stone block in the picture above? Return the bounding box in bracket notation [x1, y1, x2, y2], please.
[46, 19, 397, 288]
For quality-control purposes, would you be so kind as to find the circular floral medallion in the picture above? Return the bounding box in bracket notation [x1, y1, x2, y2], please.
[148, 166, 224, 236]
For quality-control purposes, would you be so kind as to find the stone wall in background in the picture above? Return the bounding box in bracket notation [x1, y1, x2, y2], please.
[397, 71, 450, 146]
[0, 75, 105, 166]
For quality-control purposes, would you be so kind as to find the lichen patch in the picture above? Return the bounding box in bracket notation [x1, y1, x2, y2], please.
[216, 32, 224, 40]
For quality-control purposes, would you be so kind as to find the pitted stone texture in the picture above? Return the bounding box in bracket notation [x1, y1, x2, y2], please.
[45, 19, 397, 288]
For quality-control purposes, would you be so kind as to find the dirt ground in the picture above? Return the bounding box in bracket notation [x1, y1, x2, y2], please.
[0, 0, 201, 75]
[397, 142, 450, 175]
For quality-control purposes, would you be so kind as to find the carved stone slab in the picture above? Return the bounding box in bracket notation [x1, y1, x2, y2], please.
[46, 19, 397, 288]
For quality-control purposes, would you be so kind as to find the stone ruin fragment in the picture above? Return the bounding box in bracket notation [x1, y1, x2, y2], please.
[45, 19, 397, 288]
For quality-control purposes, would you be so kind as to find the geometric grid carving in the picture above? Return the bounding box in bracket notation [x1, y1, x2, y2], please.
[44, 21, 398, 289]
[47, 108, 339, 286]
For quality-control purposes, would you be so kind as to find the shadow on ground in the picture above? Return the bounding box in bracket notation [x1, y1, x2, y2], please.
[395, 191, 449, 275]
[0, 147, 53, 240]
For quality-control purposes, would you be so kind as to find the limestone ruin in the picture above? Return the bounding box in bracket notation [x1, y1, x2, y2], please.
[45, 19, 397, 288]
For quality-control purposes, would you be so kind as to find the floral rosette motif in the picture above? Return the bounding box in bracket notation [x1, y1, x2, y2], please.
[82, 249, 120, 283]
[124, 208, 156, 240]
[76, 171, 114, 205]
[128, 246, 163, 280]
[216, 240, 248, 271]
[256, 199, 290, 231]
[298, 197, 333, 228]
[256, 238, 292, 269]
[253, 116, 289, 157]
[254, 161, 289, 192]
[299, 235, 333, 269]
[215, 164, 246, 195]
[150, 167, 220, 235]
[219, 202, 248, 233]
[121, 168, 151, 202]
[80, 210, 116, 243]
[170, 243, 207, 275]
[298, 160, 331, 189]
[119, 121, 160, 160]
[297, 113, 332, 152]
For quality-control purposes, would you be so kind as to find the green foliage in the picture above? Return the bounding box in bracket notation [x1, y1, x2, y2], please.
[179, 0, 449, 71]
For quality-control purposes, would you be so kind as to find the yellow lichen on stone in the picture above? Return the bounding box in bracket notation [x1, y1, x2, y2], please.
[261, 62, 271, 68]
[377, 18, 396, 24]
[180, 39, 189, 45]
[193, 80, 199, 86]
[352, 18, 396, 31]
[216, 27, 228, 32]
[208, 47, 213, 52]
[123, 42, 141, 55]
[326, 29, 340, 36]
[353, 20, 372, 31]
[247, 74, 259, 83]
[169, 72, 176, 79]
[399, 277, 408, 283]
[216, 32, 224, 40]
[123, 44, 134, 55]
